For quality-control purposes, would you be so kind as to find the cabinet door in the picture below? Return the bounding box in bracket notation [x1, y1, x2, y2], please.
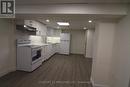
[52, 45, 55, 55]
[56, 44, 60, 53]
[45, 45, 50, 60]
[44, 46, 48, 60]
[53, 44, 57, 54]
[42, 47, 45, 62]
[60, 33, 70, 40]
[59, 41, 70, 55]
[24, 20, 37, 28]
[48, 45, 52, 58]
[24, 20, 32, 27]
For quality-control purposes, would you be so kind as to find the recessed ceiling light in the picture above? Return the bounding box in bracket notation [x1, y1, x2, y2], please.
[88, 20, 92, 23]
[46, 19, 50, 22]
[57, 22, 69, 26]
[24, 25, 27, 27]
[83, 27, 87, 30]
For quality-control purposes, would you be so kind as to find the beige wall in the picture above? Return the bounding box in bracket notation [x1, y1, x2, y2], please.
[62, 29, 85, 54]
[92, 6, 130, 87]
[91, 22, 116, 87]
[85, 29, 95, 58]
[0, 19, 16, 77]
[110, 6, 130, 87]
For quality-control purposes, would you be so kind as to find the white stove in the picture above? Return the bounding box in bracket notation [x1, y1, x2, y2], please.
[18, 44, 42, 48]
[16, 39, 42, 72]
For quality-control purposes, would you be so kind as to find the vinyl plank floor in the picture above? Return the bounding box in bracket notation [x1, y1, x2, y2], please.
[0, 54, 92, 87]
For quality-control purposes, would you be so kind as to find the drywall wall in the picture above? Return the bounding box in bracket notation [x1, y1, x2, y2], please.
[110, 6, 130, 87]
[0, 19, 16, 77]
[91, 22, 116, 87]
[85, 29, 95, 58]
[62, 29, 85, 54]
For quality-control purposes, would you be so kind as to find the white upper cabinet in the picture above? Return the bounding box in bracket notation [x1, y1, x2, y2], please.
[47, 28, 61, 37]
[36, 23, 47, 36]
[24, 20, 36, 28]
[24, 20, 47, 36]
[47, 28, 54, 36]
[60, 33, 70, 40]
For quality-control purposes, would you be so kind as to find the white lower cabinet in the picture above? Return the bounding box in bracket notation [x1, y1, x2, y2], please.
[55, 43, 60, 53]
[52, 44, 56, 55]
[41, 46, 45, 62]
[42, 44, 59, 62]
[48, 44, 52, 58]
[44, 45, 49, 60]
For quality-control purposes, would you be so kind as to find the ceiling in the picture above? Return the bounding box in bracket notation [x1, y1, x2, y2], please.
[15, 0, 128, 30]
[16, 14, 124, 30]
[16, 0, 130, 5]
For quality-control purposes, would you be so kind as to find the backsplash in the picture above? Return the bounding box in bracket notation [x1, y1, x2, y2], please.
[16, 35, 46, 45]
[47, 37, 60, 43]
[16, 27, 46, 44]
[29, 35, 45, 45]
[16, 20, 47, 45]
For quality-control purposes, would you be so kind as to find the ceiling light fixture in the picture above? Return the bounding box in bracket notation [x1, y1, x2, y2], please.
[57, 22, 69, 26]
[83, 27, 87, 30]
[46, 19, 50, 22]
[24, 25, 27, 27]
[88, 20, 92, 23]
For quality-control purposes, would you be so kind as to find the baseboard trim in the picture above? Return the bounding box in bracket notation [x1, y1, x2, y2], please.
[86, 57, 93, 59]
[70, 53, 84, 55]
[0, 66, 16, 77]
[91, 77, 109, 87]
[85, 55, 93, 58]
[93, 84, 109, 87]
